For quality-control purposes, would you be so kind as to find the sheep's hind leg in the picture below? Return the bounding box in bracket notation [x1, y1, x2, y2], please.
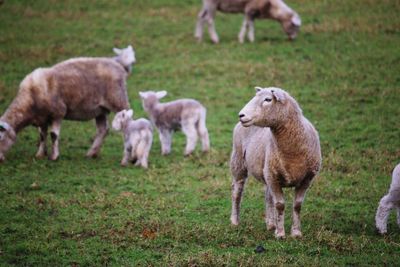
[247, 18, 255, 42]
[36, 125, 48, 159]
[230, 148, 248, 225]
[206, 9, 219, 44]
[375, 194, 393, 234]
[182, 121, 198, 156]
[49, 119, 62, 161]
[87, 114, 109, 158]
[195, 8, 207, 41]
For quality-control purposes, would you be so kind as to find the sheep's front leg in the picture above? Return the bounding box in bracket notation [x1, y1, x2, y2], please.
[247, 18, 255, 42]
[375, 194, 393, 234]
[121, 144, 131, 167]
[291, 178, 312, 238]
[87, 114, 109, 158]
[265, 185, 276, 231]
[49, 119, 62, 161]
[206, 10, 219, 44]
[159, 129, 172, 155]
[35, 125, 48, 159]
[238, 17, 248, 43]
[182, 121, 198, 156]
[267, 178, 286, 238]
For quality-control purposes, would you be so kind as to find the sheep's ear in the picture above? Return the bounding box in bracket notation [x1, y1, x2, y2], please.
[292, 14, 301, 26]
[255, 87, 263, 92]
[0, 125, 5, 132]
[126, 109, 134, 118]
[127, 45, 133, 51]
[139, 92, 146, 99]
[113, 47, 122, 55]
[271, 89, 286, 103]
[156, 90, 167, 99]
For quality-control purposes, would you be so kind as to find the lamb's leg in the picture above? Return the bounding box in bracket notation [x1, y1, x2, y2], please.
[87, 114, 109, 158]
[49, 119, 62, 161]
[376, 194, 393, 234]
[238, 17, 248, 43]
[182, 121, 198, 156]
[195, 8, 207, 41]
[206, 8, 219, 44]
[291, 178, 312, 238]
[230, 147, 248, 225]
[397, 207, 400, 228]
[137, 132, 152, 169]
[35, 125, 48, 159]
[121, 145, 131, 167]
[197, 110, 210, 152]
[247, 17, 255, 42]
[265, 185, 276, 231]
[159, 129, 172, 155]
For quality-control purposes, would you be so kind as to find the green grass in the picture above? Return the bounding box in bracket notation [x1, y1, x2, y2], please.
[0, 0, 400, 265]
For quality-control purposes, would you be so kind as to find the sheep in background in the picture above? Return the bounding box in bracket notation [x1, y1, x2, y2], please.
[375, 163, 400, 234]
[0, 45, 136, 162]
[112, 109, 153, 168]
[230, 87, 321, 238]
[195, 0, 301, 43]
[139, 91, 210, 156]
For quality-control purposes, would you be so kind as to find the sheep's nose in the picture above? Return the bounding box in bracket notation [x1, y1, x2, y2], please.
[239, 113, 245, 118]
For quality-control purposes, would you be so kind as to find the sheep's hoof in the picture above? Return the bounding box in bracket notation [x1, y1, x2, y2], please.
[35, 152, 47, 159]
[48, 154, 59, 161]
[267, 223, 276, 231]
[275, 230, 285, 239]
[230, 217, 239, 226]
[86, 151, 99, 158]
[0, 155, 4, 163]
[120, 161, 128, 167]
[375, 227, 387, 235]
[290, 229, 303, 239]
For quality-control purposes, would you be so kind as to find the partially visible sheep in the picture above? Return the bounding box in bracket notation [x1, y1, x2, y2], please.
[0, 45, 136, 162]
[112, 109, 153, 168]
[375, 163, 400, 234]
[139, 91, 210, 156]
[231, 87, 321, 238]
[195, 0, 301, 43]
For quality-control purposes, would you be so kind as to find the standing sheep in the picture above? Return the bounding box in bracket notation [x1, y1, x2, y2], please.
[230, 87, 321, 238]
[0, 45, 136, 162]
[139, 91, 210, 156]
[375, 163, 400, 235]
[112, 109, 153, 169]
[195, 0, 301, 43]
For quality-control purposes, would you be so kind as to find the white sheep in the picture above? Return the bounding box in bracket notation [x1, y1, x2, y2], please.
[112, 109, 153, 168]
[0, 45, 136, 162]
[230, 87, 321, 238]
[375, 163, 400, 234]
[195, 0, 301, 43]
[139, 91, 210, 156]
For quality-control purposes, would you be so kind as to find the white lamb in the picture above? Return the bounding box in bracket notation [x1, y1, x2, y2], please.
[139, 91, 210, 156]
[112, 109, 153, 168]
[230, 87, 321, 238]
[375, 163, 400, 234]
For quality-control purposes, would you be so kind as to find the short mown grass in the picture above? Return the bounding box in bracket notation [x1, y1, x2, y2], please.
[0, 0, 399, 265]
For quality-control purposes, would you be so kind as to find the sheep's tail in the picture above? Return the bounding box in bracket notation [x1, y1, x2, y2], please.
[197, 107, 210, 152]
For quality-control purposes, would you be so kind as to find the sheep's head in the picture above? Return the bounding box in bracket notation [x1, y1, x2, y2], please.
[0, 121, 16, 162]
[238, 87, 293, 128]
[282, 12, 301, 40]
[112, 109, 134, 131]
[113, 45, 136, 72]
[139, 91, 167, 113]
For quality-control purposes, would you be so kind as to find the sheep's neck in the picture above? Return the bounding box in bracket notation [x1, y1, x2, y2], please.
[113, 57, 131, 73]
[0, 97, 33, 133]
[271, 117, 308, 158]
[148, 102, 162, 123]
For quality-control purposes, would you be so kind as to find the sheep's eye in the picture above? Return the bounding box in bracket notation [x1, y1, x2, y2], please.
[264, 98, 272, 102]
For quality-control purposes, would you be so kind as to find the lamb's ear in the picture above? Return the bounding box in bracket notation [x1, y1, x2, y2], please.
[255, 87, 263, 93]
[156, 90, 167, 99]
[139, 92, 146, 99]
[271, 89, 286, 103]
[127, 45, 133, 51]
[126, 109, 134, 118]
[0, 122, 10, 132]
[113, 47, 122, 55]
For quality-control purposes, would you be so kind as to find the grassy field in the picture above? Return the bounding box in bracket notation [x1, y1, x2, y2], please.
[0, 0, 400, 265]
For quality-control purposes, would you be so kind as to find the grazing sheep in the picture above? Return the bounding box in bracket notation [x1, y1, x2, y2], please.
[139, 91, 210, 156]
[112, 109, 153, 168]
[375, 163, 400, 234]
[230, 87, 321, 238]
[0, 45, 136, 162]
[195, 0, 301, 43]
